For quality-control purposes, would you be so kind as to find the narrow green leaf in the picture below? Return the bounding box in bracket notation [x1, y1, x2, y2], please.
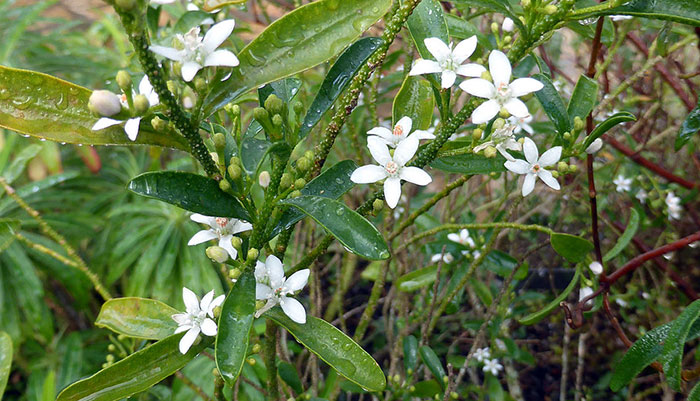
[431, 153, 506, 174]
[265, 308, 386, 392]
[240, 137, 272, 175]
[675, 97, 700, 151]
[0, 219, 19, 254]
[278, 361, 303, 394]
[518, 265, 581, 325]
[572, 0, 700, 27]
[95, 297, 179, 340]
[452, 0, 527, 32]
[419, 346, 446, 389]
[603, 209, 640, 262]
[403, 335, 419, 373]
[392, 75, 435, 130]
[56, 334, 212, 401]
[662, 299, 700, 391]
[280, 195, 389, 260]
[299, 37, 382, 139]
[411, 380, 441, 398]
[444, 14, 490, 53]
[690, 381, 700, 401]
[482, 250, 519, 278]
[550, 233, 594, 263]
[396, 266, 437, 292]
[582, 111, 636, 149]
[0, 66, 188, 150]
[0, 332, 12, 398]
[533, 73, 572, 135]
[406, 0, 449, 60]
[2, 144, 41, 184]
[567, 75, 598, 122]
[128, 171, 250, 220]
[258, 78, 302, 105]
[203, 0, 392, 115]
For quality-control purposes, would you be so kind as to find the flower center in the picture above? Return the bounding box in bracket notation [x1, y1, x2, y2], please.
[496, 82, 511, 102]
[179, 28, 204, 62]
[393, 125, 404, 137]
[385, 161, 399, 175]
[532, 163, 540, 173]
[440, 57, 457, 71]
[215, 217, 229, 228]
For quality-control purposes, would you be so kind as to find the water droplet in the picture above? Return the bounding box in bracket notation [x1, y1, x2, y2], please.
[12, 95, 33, 110]
[342, 343, 352, 351]
[0, 86, 9, 100]
[55, 93, 69, 110]
[378, 250, 390, 259]
[68, 87, 80, 95]
[327, 0, 339, 11]
[335, 208, 345, 216]
[335, 358, 356, 375]
[247, 51, 266, 67]
[372, 7, 379, 14]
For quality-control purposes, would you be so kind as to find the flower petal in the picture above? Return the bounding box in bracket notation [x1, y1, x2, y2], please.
[408, 130, 436, 141]
[393, 136, 419, 166]
[256, 283, 273, 300]
[409, 59, 442, 76]
[284, 269, 310, 293]
[218, 234, 237, 259]
[280, 297, 306, 324]
[350, 165, 387, 184]
[181, 61, 202, 82]
[230, 220, 253, 234]
[441, 70, 457, 89]
[174, 324, 192, 334]
[503, 98, 530, 118]
[138, 76, 159, 105]
[470, 100, 500, 124]
[488, 50, 512, 88]
[266, 255, 285, 288]
[92, 117, 123, 131]
[172, 313, 190, 325]
[538, 146, 562, 167]
[200, 318, 218, 336]
[204, 50, 239, 67]
[509, 77, 544, 97]
[200, 290, 215, 313]
[367, 126, 393, 141]
[396, 116, 413, 137]
[202, 19, 235, 54]
[504, 159, 530, 174]
[459, 78, 496, 99]
[124, 117, 141, 141]
[456, 63, 486, 77]
[423, 37, 451, 62]
[522, 137, 539, 164]
[190, 213, 215, 226]
[179, 326, 200, 354]
[188, 229, 218, 246]
[149, 45, 183, 61]
[452, 36, 477, 64]
[383, 176, 402, 209]
[182, 287, 200, 313]
[399, 166, 432, 186]
[209, 294, 225, 314]
[538, 169, 560, 190]
[367, 136, 392, 165]
[521, 173, 536, 196]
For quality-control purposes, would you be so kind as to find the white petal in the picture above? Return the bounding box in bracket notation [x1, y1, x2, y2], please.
[190, 213, 215, 226]
[266, 255, 285, 288]
[92, 118, 122, 131]
[174, 324, 192, 334]
[504, 159, 530, 175]
[284, 269, 309, 293]
[447, 233, 460, 243]
[538, 146, 562, 167]
[521, 173, 536, 196]
[209, 295, 225, 314]
[280, 297, 306, 324]
[181, 61, 202, 82]
[124, 117, 141, 141]
[459, 78, 496, 99]
[188, 229, 218, 246]
[204, 50, 239, 67]
[218, 234, 237, 259]
[399, 167, 432, 186]
[256, 283, 273, 300]
[367, 127, 393, 141]
[149, 45, 183, 61]
[396, 116, 413, 137]
[470, 100, 500, 124]
[179, 326, 200, 354]
[452, 36, 477, 64]
[200, 318, 218, 336]
[230, 220, 252, 235]
[350, 165, 388, 184]
[538, 169, 560, 190]
[393, 136, 419, 166]
[172, 313, 190, 325]
[182, 287, 200, 313]
[409, 59, 442, 76]
[423, 37, 451, 62]
[383, 177, 402, 209]
[199, 290, 215, 313]
[441, 70, 457, 89]
[509, 78, 544, 97]
[456, 63, 486, 77]
[367, 136, 392, 166]
[489, 50, 512, 88]
[202, 19, 236, 54]
[522, 137, 539, 164]
[503, 98, 530, 118]
[138, 76, 159, 105]
[408, 130, 436, 141]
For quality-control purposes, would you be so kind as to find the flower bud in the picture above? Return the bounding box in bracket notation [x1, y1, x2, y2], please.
[258, 171, 271, 188]
[290, 190, 302, 198]
[212, 368, 220, 377]
[254, 106, 270, 123]
[293, 100, 304, 115]
[229, 156, 241, 167]
[252, 343, 262, 353]
[206, 246, 229, 263]
[229, 267, 242, 280]
[521, 0, 530, 7]
[89, 90, 122, 117]
[544, 4, 557, 14]
[108, 344, 116, 352]
[116, 0, 136, 10]
[493, 118, 506, 130]
[502, 17, 514, 32]
[491, 22, 500, 35]
[503, 35, 512, 44]
[472, 128, 483, 140]
[393, 374, 400, 383]
[106, 354, 115, 362]
[499, 107, 510, 118]
[573, 116, 584, 131]
[373, 199, 384, 214]
[264, 94, 285, 115]
[568, 164, 578, 173]
[451, 392, 459, 399]
[551, 170, 559, 178]
[247, 358, 256, 365]
[133, 94, 150, 114]
[279, 173, 293, 190]
[151, 116, 167, 132]
[557, 161, 568, 173]
[194, 77, 207, 93]
[227, 164, 242, 180]
[116, 70, 132, 92]
[212, 306, 222, 318]
[304, 150, 314, 161]
[247, 248, 259, 261]
[589, 261, 603, 275]
[484, 146, 498, 158]
[272, 114, 283, 128]
[213, 133, 226, 150]
[585, 138, 603, 154]
[219, 178, 231, 192]
[480, 70, 492, 81]
[294, 178, 306, 189]
[563, 131, 571, 140]
[296, 157, 312, 173]
[230, 236, 242, 252]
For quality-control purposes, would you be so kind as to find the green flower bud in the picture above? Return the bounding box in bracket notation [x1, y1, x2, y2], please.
[272, 114, 283, 127]
[280, 173, 293, 190]
[252, 343, 262, 353]
[229, 267, 242, 280]
[258, 171, 271, 188]
[568, 164, 578, 173]
[290, 190, 302, 198]
[106, 354, 115, 362]
[229, 156, 241, 167]
[499, 107, 510, 118]
[393, 374, 401, 383]
[493, 118, 506, 130]
[151, 116, 167, 132]
[442, 376, 449, 384]
[194, 77, 207, 93]
[472, 128, 483, 140]
[230, 237, 242, 252]
[409, 385, 415, 392]
[574, 116, 584, 131]
[212, 368, 220, 377]
[264, 94, 284, 115]
[294, 178, 306, 189]
[544, 4, 557, 14]
[503, 35, 512, 44]
[117, 334, 126, 341]
[484, 146, 498, 158]
[296, 157, 312, 173]
[373, 199, 384, 213]
[247, 248, 259, 261]
[293, 100, 304, 115]
[227, 164, 242, 180]
[206, 246, 229, 263]
[557, 161, 568, 173]
[108, 344, 116, 352]
[88, 90, 122, 117]
[247, 358, 256, 365]
[491, 22, 500, 34]
[551, 170, 560, 178]
[450, 392, 459, 399]
[133, 94, 150, 115]
[116, 0, 136, 10]
[563, 131, 571, 140]
[212, 306, 222, 318]
[304, 150, 314, 161]
[213, 133, 226, 150]
[219, 178, 231, 192]
[116, 70, 132, 92]
[521, 0, 530, 7]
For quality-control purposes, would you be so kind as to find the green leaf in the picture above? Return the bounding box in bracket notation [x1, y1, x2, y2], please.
[444, 14, 490, 53]
[270, 160, 356, 238]
[128, 171, 250, 220]
[203, 0, 392, 115]
[258, 78, 302, 105]
[603, 209, 640, 262]
[280, 195, 389, 260]
[299, 37, 382, 139]
[0, 66, 188, 150]
[550, 233, 593, 263]
[572, 0, 700, 27]
[0, 332, 12, 398]
[567, 75, 598, 122]
[56, 334, 212, 401]
[95, 297, 179, 340]
[216, 271, 255, 387]
[419, 346, 446, 389]
[534, 73, 572, 135]
[278, 361, 303, 394]
[392, 75, 435, 130]
[265, 308, 386, 392]
[240, 137, 272, 176]
[0, 219, 19, 254]
[406, 0, 449, 60]
[431, 153, 506, 174]
[582, 111, 636, 149]
[662, 299, 700, 391]
[518, 265, 581, 325]
[675, 96, 700, 151]
[2, 144, 41, 184]
[690, 381, 700, 401]
[403, 335, 419, 373]
[482, 250, 518, 278]
[396, 266, 437, 292]
[173, 11, 215, 33]
[452, 0, 527, 32]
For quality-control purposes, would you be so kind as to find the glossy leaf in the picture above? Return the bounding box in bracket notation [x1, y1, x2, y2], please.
[603, 209, 640, 262]
[392, 76, 435, 130]
[431, 153, 506, 174]
[0, 66, 189, 150]
[280, 195, 389, 260]
[662, 299, 700, 391]
[128, 171, 250, 220]
[299, 37, 382, 139]
[0, 171, 79, 215]
[550, 233, 593, 263]
[216, 271, 255, 387]
[265, 308, 386, 391]
[419, 346, 446, 389]
[397, 266, 437, 292]
[56, 334, 212, 401]
[534, 73, 572, 135]
[203, 0, 392, 115]
[452, 0, 526, 32]
[582, 111, 636, 149]
[278, 361, 303, 394]
[406, 0, 449, 60]
[691, 381, 700, 401]
[403, 335, 419, 373]
[270, 160, 356, 238]
[572, 0, 700, 27]
[675, 96, 700, 151]
[483, 250, 519, 278]
[0, 332, 11, 398]
[567, 75, 598, 122]
[95, 297, 179, 340]
[519, 265, 581, 325]
[258, 78, 302, 105]
[240, 137, 272, 175]
[444, 14, 490, 53]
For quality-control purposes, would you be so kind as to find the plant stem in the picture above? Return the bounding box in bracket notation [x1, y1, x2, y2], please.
[264, 320, 280, 400]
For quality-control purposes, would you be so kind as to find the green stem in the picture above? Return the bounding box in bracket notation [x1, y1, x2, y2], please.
[353, 259, 390, 342]
[264, 320, 280, 400]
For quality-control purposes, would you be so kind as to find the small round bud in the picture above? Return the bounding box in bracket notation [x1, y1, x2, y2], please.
[407, 368, 413, 376]
[502, 17, 515, 32]
[585, 138, 603, 154]
[264, 94, 285, 115]
[230, 237, 242, 251]
[521, 0, 530, 7]
[212, 306, 222, 318]
[442, 376, 449, 384]
[116, 71, 132, 91]
[151, 116, 167, 132]
[293, 100, 304, 114]
[373, 199, 384, 213]
[393, 374, 401, 383]
[472, 128, 483, 140]
[503, 35, 512, 44]
[296, 157, 312, 173]
[229, 156, 241, 167]
[89, 90, 122, 117]
[493, 118, 506, 130]
[108, 344, 116, 352]
[106, 354, 115, 362]
[229, 104, 240, 116]
[280, 173, 293, 190]
[258, 171, 271, 188]
[574, 116, 584, 131]
[481, 70, 492, 81]
[229, 267, 242, 280]
[409, 385, 416, 392]
[219, 179, 231, 192]
[451, 392, 459, 399]
[252, 343, 262, 353]
[247, 248, 259, 261]
[253, 107, 269, 123]
[206, 246, 229, 263]
[194, 77, 207, 93]
[491, 22, 500, 34]
[212, 368, 220, 377]
[434, 394, 440, 400]
[272, 114, 283, 127]
[563, 131, 571, 140]
[484, 146, 498, 158]
[518, 137, 525, 144]
[499, 107, 510, 118]
[544, 4, 557, 14]
[589, 261, 603, 275]
[247, 358, 256, 365]
[116, 0, 136, 10]
[290, 190, 302, 198]
[294, 178, 306, 189]
[227, 165, 242, 180]
[551, 170, 560, 178]
[557, 161, 568, 173]
[304, 150, 314, 161]
[213, 133, 226, 149]
[117, 334, 126, 341]
[568, 164, 578, 173]
[133, 94, 150, 114]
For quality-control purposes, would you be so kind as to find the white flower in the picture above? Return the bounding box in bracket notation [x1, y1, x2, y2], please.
[613, 175, 632, 192]
[150, 19, 239, 82]
[483, 359, 503, 376]
[474, 347, 491, 362]
[188, 214, 252, 260]
[91, 76, 159, 141]
[255, 255, 309, 323]
[635, 189, 648, 203]
[409, 36, 485, 89]
[367, 116, 435, 148]
[502, 17, 514, 32]
[460, 50, 544, 124]
[504, 137, 561, 196]
[89, 90, 122, 117]
[473, 124, 522, 161]
[579, 286, 594, 306]
[588, 261, 603, 275]
[585, 138, 603, 154]
[448, 229, 476, 248]
[611, 15, 633, 21]
[508, 115, 534, 134]
[666, 192, 682, 220]
[172, 287, 225, 354]
[431, 253, 454, 264]
[186, 3, 216, 24]
[351, 137, 432, 209]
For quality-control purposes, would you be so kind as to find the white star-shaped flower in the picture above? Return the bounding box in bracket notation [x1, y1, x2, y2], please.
[483, 359, 503, 376]
[254, 255, 309, 323]
[635, 189, 647, 203]
[473, 124, 522, 161]
[474, 347, 491, 362]
[409, 36, 485, 89]
[368, 116, 435, 148]
[91, 76, 159, 141]
[431, 253, 454, 264]
[150, 19, 239, 82]
[460, 50, 544, 124]
[448, 229, 476, 248]
[188, 214, 252, 260]
[504, 137, 561, 196]
[351, 137, 432, 209]
[172, 287, 225, 354]
[613, 175, 632, 193]
[508, 115, 534, 134]
[665, 192, 682, 220]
